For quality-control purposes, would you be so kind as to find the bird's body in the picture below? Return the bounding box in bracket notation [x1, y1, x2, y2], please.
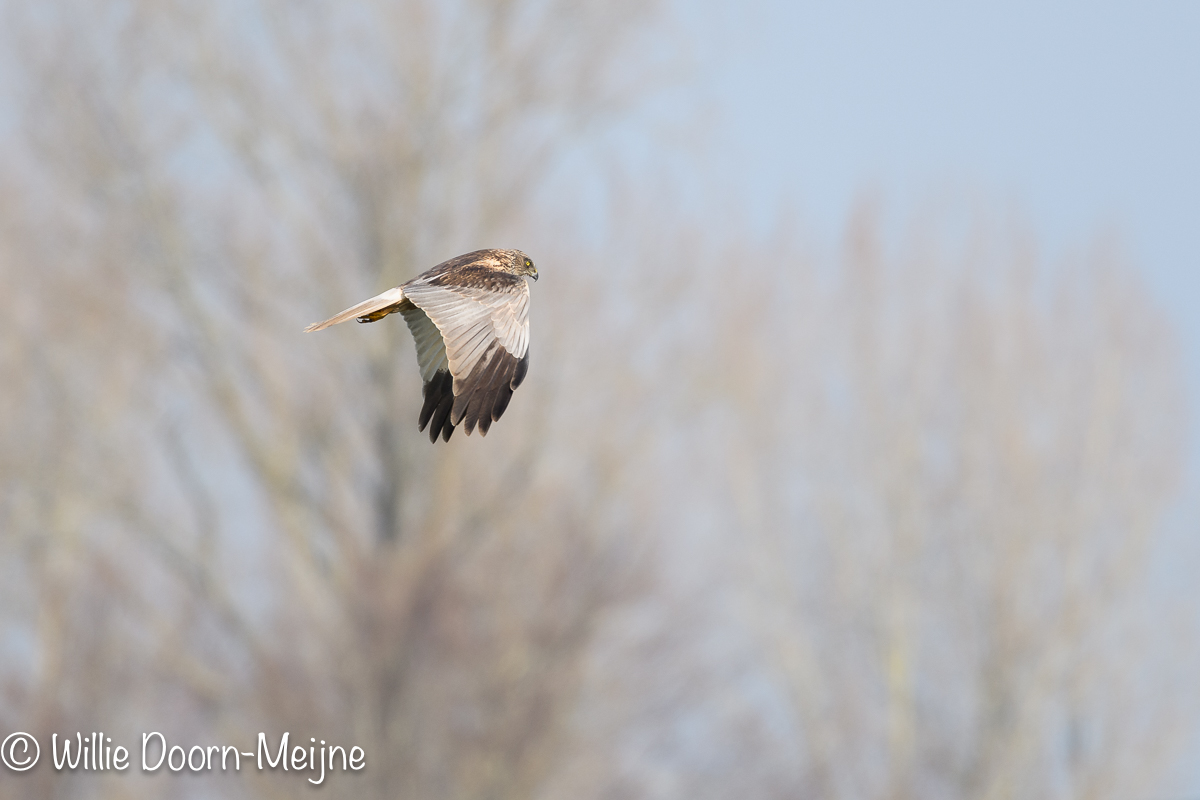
[305, 249, 538, 442]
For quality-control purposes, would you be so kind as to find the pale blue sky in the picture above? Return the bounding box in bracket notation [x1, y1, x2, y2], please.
[682, 0, 1199, 435]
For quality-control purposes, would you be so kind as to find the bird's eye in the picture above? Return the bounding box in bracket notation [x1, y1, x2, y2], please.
[524, 259, 531, 267]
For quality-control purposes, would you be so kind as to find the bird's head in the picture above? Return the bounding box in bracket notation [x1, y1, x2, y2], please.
[507, 249, 538, 281]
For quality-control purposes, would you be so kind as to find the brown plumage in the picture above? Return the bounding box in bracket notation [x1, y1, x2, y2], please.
[305, 249, 537, 442]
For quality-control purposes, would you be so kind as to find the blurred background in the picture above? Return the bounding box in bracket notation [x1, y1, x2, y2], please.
[0, 0, 1197, 798]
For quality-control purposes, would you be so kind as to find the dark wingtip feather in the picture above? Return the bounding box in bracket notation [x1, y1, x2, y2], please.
[427, 384, 455, 443]
[474, 387, 500, 432]
[419, 370, 454, 441]
[511, 352, 529, 389]
[490, 352, 527, 422]
[491, 387, 514, 421]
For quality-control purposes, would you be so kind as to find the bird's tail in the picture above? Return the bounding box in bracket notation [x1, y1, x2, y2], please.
[303, 287, 406, 332]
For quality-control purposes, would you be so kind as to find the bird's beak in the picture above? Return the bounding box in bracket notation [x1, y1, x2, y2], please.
[531, 269, 538, 281]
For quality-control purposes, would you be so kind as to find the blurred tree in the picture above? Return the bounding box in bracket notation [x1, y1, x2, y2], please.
[589, 203, 1190, 800]
[0, 0, 664, 797]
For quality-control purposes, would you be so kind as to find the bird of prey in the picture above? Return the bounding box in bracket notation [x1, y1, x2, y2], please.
[305, 249, 537, 442]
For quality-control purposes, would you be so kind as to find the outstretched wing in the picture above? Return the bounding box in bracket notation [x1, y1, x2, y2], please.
[303, 287, 406, 332]
[402, 275, 530, 442]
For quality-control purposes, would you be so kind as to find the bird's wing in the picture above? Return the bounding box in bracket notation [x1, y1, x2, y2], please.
[303, 287, 406, 332]
[401, 278, 530, 441]
[398, 301, 448, 383]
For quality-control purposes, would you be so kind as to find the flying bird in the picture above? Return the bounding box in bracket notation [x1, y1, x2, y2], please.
[305, 249, 537, 442]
